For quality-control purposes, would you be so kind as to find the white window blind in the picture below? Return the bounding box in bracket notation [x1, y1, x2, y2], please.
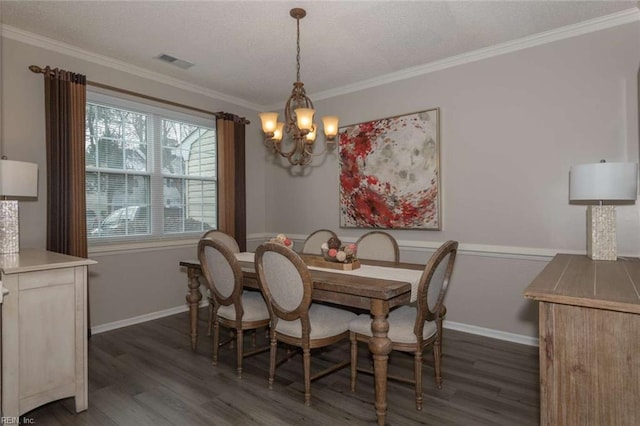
[86, 91, 217, 244]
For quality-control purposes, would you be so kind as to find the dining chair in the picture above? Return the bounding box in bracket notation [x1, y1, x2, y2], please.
[200, 230, 241, 336]
[348, 240, 458, 411]
[198, 238, 270, 378]
[255, 242, 356, 405]
[301, 229, 338, 254]
[355, 230, 400, 263]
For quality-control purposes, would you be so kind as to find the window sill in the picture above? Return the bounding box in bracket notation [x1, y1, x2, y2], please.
[88, 237, 200, 256]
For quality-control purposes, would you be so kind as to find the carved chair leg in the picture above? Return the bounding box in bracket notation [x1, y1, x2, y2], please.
[229, 329, 235, 350]
[269, 330, 277, 390]
[212, 320, 220, 366]
[350, 332, 358, 392]
[236, 329, 244, 378]
[434, 339, 443, 389]
[303, 347, 311, 406]
[207, 298, 214, 336]
[415, 350, 423, 411]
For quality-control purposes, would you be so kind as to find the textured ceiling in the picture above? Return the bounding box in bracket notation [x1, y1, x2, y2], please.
[1, 1, 638, 108]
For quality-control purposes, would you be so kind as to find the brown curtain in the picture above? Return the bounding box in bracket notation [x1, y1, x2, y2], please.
[43, 67, 88, 258]
[217, 114, 247, 251]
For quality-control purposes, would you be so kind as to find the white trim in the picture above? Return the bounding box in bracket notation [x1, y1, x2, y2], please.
[88, 237, 199, 256]
[444, 320, 539, 347]
[0, 25, 262, 112]
[266, 8, 640, 109]
[248, 233, 569, 261]
[91, 300, 209, 335]
[3, 7, 638, 112]
[90, 301, 538, 347]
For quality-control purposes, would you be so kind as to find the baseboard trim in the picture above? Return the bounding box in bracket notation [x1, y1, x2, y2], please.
[444, 320, 538, 347]
[92, 301, 538, 347]
[91, 301, 208, 335]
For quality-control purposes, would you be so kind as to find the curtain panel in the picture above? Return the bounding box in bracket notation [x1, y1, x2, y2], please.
[216, 114, 247, 251]
[43, 67, 88, 258]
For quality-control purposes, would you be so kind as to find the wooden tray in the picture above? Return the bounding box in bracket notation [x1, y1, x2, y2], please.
[301, 254, 361, 271]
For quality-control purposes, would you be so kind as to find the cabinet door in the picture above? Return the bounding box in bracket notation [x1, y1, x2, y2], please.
[18, 268, 77, 412]
[541, 302, 640, 425]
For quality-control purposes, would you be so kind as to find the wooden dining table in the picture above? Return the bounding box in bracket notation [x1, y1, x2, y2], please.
[180, 253, 424, 426]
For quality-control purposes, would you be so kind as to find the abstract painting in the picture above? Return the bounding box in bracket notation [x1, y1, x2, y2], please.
[338, 108, 440, 229]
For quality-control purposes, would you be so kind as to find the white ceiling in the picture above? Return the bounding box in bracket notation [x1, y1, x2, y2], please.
[1, 1, 638, 109]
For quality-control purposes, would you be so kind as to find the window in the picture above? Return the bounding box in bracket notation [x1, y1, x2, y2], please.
[86, 92, 216, 242]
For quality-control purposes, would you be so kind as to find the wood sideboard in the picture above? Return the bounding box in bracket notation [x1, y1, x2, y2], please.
[0, 249, 96, 420]
[524, 254, 640, 425]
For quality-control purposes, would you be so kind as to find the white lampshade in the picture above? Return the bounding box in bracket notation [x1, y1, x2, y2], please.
[569, 162, 637, 201]
[0, 159, 38, 197]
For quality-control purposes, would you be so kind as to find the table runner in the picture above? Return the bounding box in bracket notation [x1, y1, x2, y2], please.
[236, 252, 423, 302]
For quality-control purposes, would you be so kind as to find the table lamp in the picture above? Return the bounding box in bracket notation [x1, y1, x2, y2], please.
[0, 159, 39, 253]
[569, 161, 638, 260]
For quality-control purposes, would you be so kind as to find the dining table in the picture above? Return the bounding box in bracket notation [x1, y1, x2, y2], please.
[179, 252, 425, 426]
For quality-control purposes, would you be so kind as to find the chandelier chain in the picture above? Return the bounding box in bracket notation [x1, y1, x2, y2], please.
[296, 16, 301, 82]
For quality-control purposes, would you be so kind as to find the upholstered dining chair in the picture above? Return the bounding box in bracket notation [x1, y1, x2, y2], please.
[301, 229, 338, 254]
[200, 230, 241, 336]
[349, 240, 458, 411]
[355, 230, 400, 263]
[255, 242, 356, 405]
[198, 238, 270, 378]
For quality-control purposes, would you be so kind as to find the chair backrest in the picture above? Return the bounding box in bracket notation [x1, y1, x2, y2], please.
[255, 242, 313, 326]
[302, 229, 338, 254]
[415, 240, 458, 333]
[201, 230, 240, 253]
[355, 231, 400, 263]
[198, 238, 244, 314]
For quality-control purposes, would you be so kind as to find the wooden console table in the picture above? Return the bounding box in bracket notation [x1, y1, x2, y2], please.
[524, 254, 640, 425]
[1, 249, 96, 419]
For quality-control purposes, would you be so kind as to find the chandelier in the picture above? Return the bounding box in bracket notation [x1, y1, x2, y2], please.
[259, 8, 339, 167]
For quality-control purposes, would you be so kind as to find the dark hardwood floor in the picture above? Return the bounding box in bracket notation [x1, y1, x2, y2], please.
[23, 308, 540, 425]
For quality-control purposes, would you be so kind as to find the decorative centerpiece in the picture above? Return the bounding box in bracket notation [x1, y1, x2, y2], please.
[268, 233, 294, 250]
[321, 236, 357, 263]
[300, 236, 360, 270]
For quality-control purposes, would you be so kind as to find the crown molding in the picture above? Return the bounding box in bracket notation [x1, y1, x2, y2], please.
[3, 7, 638, 112]
[307, 7, 640, 104]
[0, 24, 263, 112]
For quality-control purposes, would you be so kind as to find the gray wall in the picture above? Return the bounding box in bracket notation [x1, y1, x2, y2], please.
[261, 22, 640, 339]
[2, 19, 639, 341]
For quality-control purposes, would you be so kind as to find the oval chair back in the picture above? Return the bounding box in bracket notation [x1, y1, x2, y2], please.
[355, 231, 400, 263]
[198, 238, 243, 317]
[302, 229, 338, 255]
[255, 242, 312, 333]
[415, 240, 458, 338]
[201, 230, 240, 253]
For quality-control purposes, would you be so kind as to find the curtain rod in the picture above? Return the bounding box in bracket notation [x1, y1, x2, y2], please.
[28, 65, 250, 125]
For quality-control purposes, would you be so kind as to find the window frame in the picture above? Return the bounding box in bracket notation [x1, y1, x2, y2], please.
[86, 90, 218, 249]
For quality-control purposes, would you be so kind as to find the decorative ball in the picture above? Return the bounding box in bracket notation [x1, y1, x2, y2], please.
[328, 248, 338, 258]
[336, 251, 347, 262]
[327, 236, 342, 250]
[321, 242, 329, 251]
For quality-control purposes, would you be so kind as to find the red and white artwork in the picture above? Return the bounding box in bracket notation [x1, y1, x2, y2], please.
[338, 109, 440, 230]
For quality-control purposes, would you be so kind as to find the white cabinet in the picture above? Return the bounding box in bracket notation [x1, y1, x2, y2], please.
[0, 249, 96, 419]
